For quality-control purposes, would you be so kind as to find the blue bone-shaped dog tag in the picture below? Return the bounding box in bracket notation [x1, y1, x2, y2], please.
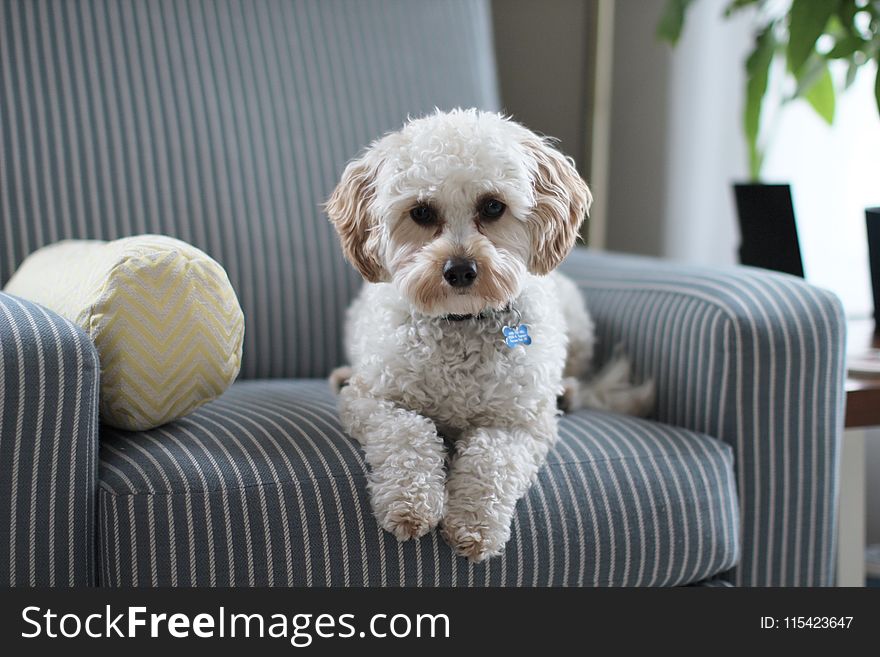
[503, 324, 532, 348]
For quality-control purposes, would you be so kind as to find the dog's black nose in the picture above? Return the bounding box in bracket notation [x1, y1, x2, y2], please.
[443, 258, 478, 288]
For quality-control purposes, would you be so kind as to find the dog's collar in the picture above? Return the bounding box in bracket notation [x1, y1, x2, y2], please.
[435, 302, 533, 348]
[442, 304, 513, 322]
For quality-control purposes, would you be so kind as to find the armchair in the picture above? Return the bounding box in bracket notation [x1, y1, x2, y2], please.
[0, 0, 845, 587]
[560, 249, 846, 586]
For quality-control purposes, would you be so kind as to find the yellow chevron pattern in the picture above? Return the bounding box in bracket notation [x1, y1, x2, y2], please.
[4, 235, 244, 431]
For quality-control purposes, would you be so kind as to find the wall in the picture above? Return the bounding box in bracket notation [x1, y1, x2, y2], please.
[491, 0, 593, 174]
[605, 0, 750, 264]
[604, 0, 670, 257]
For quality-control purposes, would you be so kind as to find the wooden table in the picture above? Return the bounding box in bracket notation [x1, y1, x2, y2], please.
[846, 320, 880, 428]
[839, 319, 879, 586]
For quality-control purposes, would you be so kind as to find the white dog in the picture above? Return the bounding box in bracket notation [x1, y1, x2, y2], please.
[326, 109, 653, 562]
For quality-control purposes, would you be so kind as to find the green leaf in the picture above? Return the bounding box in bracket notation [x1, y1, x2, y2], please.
[744, 27, 775, 180]
[875, 59, 880, 120]
[724, 0, 760, 18]
[787, 0, 835, 78]
[827, 34, 866, 59]
[835, 1, 858, 33]
[657, 0, 695, 45]
[804, 64, 836, 124]
[791, 54, 827, 98]
[844, 57, 860, 89]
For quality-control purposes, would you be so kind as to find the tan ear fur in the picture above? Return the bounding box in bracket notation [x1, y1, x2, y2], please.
[325, 155, 387, 282]
[522, 137, 593, 275]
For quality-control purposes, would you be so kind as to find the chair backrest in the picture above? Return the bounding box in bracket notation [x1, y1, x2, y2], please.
[0, 0, 500, 378]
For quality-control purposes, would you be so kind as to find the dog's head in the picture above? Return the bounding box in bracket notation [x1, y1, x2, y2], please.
[326, 109, 591, 316]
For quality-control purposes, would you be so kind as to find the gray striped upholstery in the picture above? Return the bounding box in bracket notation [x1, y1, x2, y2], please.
[0, 0, 500, 379]
[0, 292, 100, 586]
[97, 379, 739, 587]
[560, 249, 847, 586]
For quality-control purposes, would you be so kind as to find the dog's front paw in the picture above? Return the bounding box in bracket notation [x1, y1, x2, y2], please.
[379, 500, 443, 541]
[370, 481, 446, 542]
[441, 506, 509, 562]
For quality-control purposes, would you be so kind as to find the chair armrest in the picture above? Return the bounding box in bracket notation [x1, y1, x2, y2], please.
[0, 292, 100, 586]
[560, 248, 847, 586]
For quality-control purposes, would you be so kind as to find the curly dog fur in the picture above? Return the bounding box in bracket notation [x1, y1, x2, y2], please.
[326, 109, 653, 561]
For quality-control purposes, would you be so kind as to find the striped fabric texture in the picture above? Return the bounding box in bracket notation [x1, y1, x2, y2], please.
[98, 379, 739, 587]
[4, 235, 245, 430]
[560, 249, 847, 586]
[0, 0, 500, 379]
[0, 292, 100, 586]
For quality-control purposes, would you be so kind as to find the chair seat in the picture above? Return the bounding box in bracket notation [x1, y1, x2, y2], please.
[98, 379, 739, 586]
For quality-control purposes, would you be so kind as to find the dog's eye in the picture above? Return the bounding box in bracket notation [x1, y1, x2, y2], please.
[409, 204, 437, 226]
[479, 198, 506, 221]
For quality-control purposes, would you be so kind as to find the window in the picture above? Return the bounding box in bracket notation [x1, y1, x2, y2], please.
[763, 62, 880, 318]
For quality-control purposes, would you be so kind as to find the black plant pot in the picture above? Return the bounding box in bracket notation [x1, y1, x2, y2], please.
[733, 183, 805, 277]
[867, 207, 880, 330]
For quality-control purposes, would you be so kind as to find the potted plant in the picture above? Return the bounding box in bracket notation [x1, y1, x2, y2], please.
[658, 0, 880, 278]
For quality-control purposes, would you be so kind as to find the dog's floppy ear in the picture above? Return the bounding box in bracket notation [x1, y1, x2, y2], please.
[325, 152, 387, 282]
[521, 137, 592, 275]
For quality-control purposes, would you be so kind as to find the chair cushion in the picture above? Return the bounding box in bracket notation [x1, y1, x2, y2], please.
[98, 380, 740, 586]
